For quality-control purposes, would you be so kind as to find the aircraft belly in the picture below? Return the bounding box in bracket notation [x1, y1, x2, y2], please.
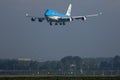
[47, 16, 70, 22]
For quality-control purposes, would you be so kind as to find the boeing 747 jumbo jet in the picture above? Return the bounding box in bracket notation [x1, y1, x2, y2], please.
[26, 4, 102, 25]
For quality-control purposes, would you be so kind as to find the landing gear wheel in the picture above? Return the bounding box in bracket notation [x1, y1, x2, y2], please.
[63, 22, 65, 25]
[50, 22, 52, 25]
[59, 23, 62, 25]
[55, 23, 58, 25]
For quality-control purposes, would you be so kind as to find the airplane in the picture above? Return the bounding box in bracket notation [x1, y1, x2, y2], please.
[26, 3, 102, 25]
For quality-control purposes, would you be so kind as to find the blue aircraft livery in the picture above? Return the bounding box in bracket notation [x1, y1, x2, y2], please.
[26, 3, 101, 25]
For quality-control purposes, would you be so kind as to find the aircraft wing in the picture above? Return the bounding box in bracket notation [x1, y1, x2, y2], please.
[72, 12, 102, 20]
[26, 13, 45, 22]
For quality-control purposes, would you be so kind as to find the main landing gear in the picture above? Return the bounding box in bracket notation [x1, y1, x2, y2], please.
[49, 22, 66, 26]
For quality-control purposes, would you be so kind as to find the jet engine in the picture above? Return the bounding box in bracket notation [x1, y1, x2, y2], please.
[38, 18, 44, 22]
[31, 17, 36, 21]
[67, 17, 73, 22]
[81, 16, 87, 21]
[38, 18, 42, 22]
[70, 17, 73, 22]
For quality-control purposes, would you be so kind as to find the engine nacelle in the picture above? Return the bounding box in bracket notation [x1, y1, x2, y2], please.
[38, 18, 42, 22]
[81, 16, 87, 21]
[70, 17, 73, 22]
[38, 18, 44, 22]
[67, 17, 73, 22]
[31, 17, 36, 21]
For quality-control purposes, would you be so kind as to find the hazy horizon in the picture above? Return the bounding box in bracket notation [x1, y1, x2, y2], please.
[0, 55, 116, 61]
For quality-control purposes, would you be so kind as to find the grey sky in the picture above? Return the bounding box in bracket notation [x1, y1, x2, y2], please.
[0, 0, 120, 60]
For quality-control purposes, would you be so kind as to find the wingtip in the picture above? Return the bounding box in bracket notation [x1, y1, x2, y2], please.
[99, 12, 102, 15]
[26, 13, 29, 17]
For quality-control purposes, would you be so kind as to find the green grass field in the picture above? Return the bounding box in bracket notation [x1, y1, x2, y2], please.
[0, 75, 120, 80]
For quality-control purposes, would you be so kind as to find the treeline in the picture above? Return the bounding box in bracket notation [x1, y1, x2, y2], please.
[0, 55, 120, 75]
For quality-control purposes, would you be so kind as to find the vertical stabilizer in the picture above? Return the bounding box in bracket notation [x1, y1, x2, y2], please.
[66, 4, 72, 16]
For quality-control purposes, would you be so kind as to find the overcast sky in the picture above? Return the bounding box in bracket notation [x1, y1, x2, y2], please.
[0, 0, 120, 60]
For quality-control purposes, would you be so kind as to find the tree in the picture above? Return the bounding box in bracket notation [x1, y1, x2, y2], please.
[60, 56, 82, 71]
[113, 55, 120, 69]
